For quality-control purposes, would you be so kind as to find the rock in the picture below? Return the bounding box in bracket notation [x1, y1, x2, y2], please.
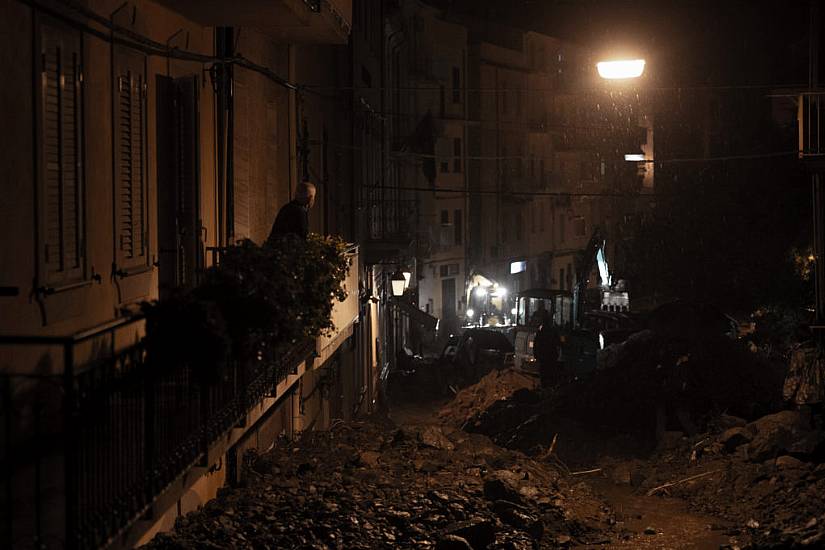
[419, 426, 456, 450]
[483, 476, 522, 503]
[359, 451, 381, 467]
[717, 414, 748, 430]
[441, 518, 496, 549]
[747, 411, 810, 462]
[774, 455, 805, 469]
[643, 526, 657, 535]
[436, 534, 473, 550]
[719, 427, 753, 453]
[492, 500, 544, 539]
[611, 460, 646, 486]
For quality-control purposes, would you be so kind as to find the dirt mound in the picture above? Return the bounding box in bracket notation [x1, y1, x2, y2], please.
[437, 368, 538, 428]
[145, 416, 618, 549]
[468, 334, 784, 454]
[606, 410, 825, 548]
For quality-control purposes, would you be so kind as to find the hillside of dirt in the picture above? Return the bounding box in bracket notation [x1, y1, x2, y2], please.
[146, 417, 619, 549]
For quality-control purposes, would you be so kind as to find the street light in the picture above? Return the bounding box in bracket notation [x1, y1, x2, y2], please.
[596, 59, 645, 80]
[391, 269, 406, 297]
[402, 270, 412, 289]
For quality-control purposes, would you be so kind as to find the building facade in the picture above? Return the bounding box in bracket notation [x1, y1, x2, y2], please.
[0, 0, 394, 547]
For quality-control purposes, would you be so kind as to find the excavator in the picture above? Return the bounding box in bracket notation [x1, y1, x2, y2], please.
[511, 226, 631, 375]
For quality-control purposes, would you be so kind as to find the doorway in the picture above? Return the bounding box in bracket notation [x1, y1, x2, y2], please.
[156, 75, 200, 299]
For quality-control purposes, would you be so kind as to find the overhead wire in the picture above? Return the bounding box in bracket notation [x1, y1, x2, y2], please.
[21, 0, 301, 91]
[19, 0, 804, 200]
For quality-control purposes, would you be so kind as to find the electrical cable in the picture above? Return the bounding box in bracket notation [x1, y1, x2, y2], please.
[20, 0, 300, 91]
[328, 139, 798, 165]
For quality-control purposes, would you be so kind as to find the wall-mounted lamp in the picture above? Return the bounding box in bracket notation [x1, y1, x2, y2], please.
[391, 269, 406, 297]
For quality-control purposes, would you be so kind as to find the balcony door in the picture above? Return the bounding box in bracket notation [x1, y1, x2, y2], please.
[156, 75, 200, 298]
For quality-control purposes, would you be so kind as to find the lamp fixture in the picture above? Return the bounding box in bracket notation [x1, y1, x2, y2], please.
[391, 269, 406, 297]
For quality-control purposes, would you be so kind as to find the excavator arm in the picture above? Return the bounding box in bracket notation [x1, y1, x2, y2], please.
[572, 226, 605, 326]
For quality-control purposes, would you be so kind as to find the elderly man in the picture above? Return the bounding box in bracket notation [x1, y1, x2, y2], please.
[267, 181, 316, 243]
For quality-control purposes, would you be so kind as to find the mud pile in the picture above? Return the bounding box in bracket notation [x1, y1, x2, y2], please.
[146, 417, 617, 549]
[458, 333, 786, 464]
[606, 410, 825, 548]
[437, 368, 538, 429]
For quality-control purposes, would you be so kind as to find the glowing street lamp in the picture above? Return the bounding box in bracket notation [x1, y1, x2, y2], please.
[596, 59, 645, 80]
[402, 270, 412, 289]
[391, 269, 406, 297]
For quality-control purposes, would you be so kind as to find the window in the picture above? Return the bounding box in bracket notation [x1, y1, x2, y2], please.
[531, 203, 536, 234]
[515, 212, 523, 241]
[454, 209, 462, 245]
[502, 83, 508, 113]
[441, 210, 450, 225]
[452, 66, 461, 103]
[559, 214, 566, 243]
[453, 138, 462, 172]
[539, 201, 545, 233]
[440, 161, 449, 173]
[573, 216, 586, 237]
[559, 268, 565, 289]
[439, 263, 459, 277]
[114, 49, 149, 270]
[37, 19, 86, 286]
[361, 65, 372, 87]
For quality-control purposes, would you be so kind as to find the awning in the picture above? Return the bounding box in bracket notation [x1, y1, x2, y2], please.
[393, 299, 438, 332]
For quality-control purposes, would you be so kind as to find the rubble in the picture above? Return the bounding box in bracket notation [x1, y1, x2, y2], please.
[145, 417, 617, 549]
[437, 368, 538, 429]
[439, 326, 824, 548]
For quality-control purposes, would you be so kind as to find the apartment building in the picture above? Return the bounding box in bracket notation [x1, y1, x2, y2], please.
[0, 0, 393, 547]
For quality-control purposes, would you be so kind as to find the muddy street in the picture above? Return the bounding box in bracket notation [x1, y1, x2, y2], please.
[143, 361, 798, 550]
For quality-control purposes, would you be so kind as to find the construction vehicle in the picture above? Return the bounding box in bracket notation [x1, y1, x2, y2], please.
[511, 227, 630, 374]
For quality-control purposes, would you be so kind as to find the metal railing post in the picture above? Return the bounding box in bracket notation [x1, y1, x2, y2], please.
[63, 341, 78, 550]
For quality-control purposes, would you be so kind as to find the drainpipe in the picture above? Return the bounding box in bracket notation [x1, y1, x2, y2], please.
[215, 27, 235, 246]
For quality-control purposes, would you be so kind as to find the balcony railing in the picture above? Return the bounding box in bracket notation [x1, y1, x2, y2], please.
[1, 319, 315, 549]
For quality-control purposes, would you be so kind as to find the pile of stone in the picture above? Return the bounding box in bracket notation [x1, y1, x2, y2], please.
[147, 418, 616, 549]
[607, 409, 825, 548]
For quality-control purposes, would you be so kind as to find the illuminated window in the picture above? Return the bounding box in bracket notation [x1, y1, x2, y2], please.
[510, 260, 527, 274]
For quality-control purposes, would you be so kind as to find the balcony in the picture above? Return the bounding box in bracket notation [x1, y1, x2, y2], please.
[160, 0, 352, 44]
[0, 245, 359, 548]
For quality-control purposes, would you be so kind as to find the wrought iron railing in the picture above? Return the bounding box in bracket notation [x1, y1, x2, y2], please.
[0, 316, 313, 549]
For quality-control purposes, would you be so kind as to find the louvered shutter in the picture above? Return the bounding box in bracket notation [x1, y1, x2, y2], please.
[39, 21, 84, 286]
[115, 52, 148, 268]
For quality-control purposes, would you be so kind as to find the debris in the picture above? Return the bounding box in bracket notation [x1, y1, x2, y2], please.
[570, 468, 602, 476]
[145, 417, 614, 549]
[645, 469, 723, 497]
[718, 427, 752, 453]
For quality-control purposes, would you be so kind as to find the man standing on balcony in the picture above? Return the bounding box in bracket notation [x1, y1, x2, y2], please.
[267, 181, 316, 242]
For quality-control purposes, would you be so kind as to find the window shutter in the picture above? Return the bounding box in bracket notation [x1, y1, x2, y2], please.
[115, 53, 148, 268]
[39, 21, 84, 286]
